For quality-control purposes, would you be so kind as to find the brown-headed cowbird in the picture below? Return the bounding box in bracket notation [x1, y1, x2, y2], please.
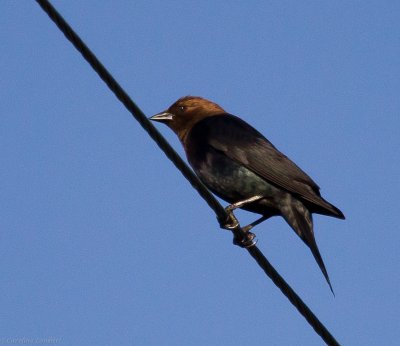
[150, 96, 344, 293]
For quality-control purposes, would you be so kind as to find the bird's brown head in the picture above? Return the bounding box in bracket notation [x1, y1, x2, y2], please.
[150, 96, 225, 143]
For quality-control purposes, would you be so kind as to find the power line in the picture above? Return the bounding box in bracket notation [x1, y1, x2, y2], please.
[35, 1, 340, 345]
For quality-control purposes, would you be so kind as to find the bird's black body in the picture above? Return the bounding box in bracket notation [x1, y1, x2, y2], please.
[185, 114, 344, 219]
[185, 114, 344, 293]
[150, 96, 345, 293]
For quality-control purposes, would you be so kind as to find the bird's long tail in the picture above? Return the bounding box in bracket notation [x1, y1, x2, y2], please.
[282, 200, 334, 295]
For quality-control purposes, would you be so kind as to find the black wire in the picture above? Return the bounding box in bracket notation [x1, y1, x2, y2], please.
[35, 1, 340, 345]
[34, 0, 226, 223]
[248, 246, 339, 345]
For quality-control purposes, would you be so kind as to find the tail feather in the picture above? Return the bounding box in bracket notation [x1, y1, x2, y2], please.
[313, 196, 345, 220]
[283, 200, 335, 295]
[307, 236, 335, 295]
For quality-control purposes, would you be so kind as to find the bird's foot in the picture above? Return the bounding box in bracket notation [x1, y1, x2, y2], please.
[233, 231, 257, 248]
[219, 210, 257, 248]
[220, 209, 240, 230]
[221, 212, 257, 248]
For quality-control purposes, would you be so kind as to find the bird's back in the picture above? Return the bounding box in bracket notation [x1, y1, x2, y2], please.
[185, 114, 344, 219]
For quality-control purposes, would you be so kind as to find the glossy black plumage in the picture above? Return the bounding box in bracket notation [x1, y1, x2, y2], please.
[151, 96, 345, 293]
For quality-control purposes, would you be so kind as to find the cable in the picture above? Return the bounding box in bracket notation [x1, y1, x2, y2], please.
[35, 1, 340, 345]
[248, 246, 339, 345]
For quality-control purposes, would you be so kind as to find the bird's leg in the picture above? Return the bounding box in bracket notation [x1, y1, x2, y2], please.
[225, 195, 265, 213]
[222, 194, 264, 229]
[242, 215, 269, 233]
[222, 195, 265, 248]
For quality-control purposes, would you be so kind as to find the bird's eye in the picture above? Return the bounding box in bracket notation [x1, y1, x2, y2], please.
[179, 106, 186, 112]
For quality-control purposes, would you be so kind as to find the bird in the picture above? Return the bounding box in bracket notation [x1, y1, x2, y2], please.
[150, 96, 345, 293]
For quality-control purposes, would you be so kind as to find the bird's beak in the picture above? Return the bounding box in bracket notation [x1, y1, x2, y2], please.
[149, 111, 174, 123]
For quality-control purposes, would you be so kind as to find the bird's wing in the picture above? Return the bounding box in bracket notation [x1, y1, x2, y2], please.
[202, 114, 336, 213]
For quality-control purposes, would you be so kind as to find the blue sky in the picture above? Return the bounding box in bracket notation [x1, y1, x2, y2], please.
[1, 1, 399, 345]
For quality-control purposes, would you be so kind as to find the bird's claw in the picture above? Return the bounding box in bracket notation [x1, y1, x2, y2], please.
[220, 211, 240, 231]
[219, 211, 257, 248]
[233, 232, 257, 248]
